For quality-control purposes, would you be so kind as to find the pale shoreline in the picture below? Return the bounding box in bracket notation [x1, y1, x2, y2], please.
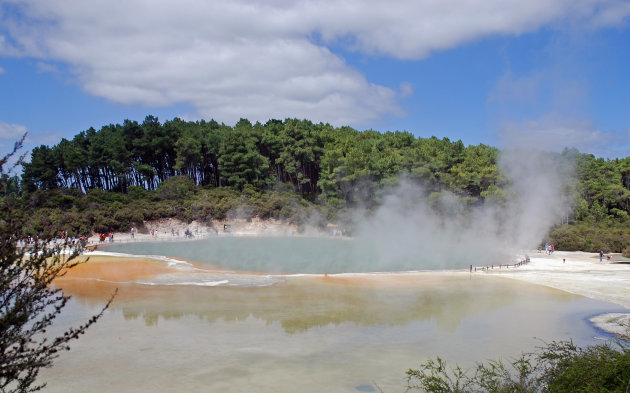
[85, 218, 630, 338]
[483, 250, 630, 309]
[87, 217, 333, 245]
[483, 250, 630, 338]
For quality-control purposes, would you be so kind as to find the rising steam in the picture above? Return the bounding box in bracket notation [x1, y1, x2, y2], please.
[351, 149, 574, 269]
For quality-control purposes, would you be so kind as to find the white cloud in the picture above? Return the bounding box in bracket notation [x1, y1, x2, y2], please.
[0, 66, 4, 75]
[488, 71, 543, 106]
[0, 121, 29, 159]
[399, 82, 414, 99]
[36, 61, 59, 73]
[487, 28, 630, 159]
[498, 116, 630, 158]
[0, 120, 28, 140]
[587, 1, 630, 27]
[0, 0, 628, 125]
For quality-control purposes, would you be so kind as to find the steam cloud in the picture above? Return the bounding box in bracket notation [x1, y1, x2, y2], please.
[351, 149, 573, 269]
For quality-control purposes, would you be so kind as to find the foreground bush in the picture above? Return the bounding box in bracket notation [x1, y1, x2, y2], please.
[1, 143, 115, 392]
[406, 339, 630, 392]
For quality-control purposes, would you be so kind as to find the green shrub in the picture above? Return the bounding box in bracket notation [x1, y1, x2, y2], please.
[542, 341, 630, 392]
[157, 176, 196, 200]
[406, 339, 630, 393]
[549, 221, 630, 253]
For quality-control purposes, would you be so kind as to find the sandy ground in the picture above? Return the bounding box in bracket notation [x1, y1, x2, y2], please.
[483, 250, 630, 338]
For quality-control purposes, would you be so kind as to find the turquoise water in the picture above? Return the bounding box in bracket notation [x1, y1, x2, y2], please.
[102, 236, 469, 273]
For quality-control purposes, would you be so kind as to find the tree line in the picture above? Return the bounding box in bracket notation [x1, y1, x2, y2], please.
[21, 116, 504, 206]
[12, 115, 630, 252]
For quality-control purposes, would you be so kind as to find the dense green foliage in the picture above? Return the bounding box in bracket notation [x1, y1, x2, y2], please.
[406, 339, 630, 392]
[20, 116, 503, 205]
[549, 152, 630, 253]
[13, 116, 630, 251]
[15, 181, 326, 237]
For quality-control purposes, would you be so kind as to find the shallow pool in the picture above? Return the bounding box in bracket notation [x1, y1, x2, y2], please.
[42, 262, 625, 393]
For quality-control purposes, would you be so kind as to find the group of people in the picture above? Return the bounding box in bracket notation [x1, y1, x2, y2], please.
[98, 233, 114, 243]
[17, 235, 39, 245]
[131, 227, 200, 239]
[16, 231, 89, 247]
[544, 242, 555, 254]
[56, 232, 87, 245]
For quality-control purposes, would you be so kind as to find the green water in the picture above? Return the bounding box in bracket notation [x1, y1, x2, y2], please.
[103, 236, 473, 273]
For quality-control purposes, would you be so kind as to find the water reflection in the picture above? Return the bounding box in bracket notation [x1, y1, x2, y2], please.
[57, 273, 578, 333]
[47, 265, 624, 393]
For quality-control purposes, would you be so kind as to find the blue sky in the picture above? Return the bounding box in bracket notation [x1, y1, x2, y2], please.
[1, 0, 629, 160]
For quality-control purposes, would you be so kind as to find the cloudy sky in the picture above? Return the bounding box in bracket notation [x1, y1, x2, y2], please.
[1, 0, 629, 158]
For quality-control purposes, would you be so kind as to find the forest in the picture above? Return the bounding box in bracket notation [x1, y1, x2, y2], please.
[5, 115, 630, 253]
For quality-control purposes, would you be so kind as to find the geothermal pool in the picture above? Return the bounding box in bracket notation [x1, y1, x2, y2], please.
[102, 236, 491, 274]
[40, 239, 625, 393]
